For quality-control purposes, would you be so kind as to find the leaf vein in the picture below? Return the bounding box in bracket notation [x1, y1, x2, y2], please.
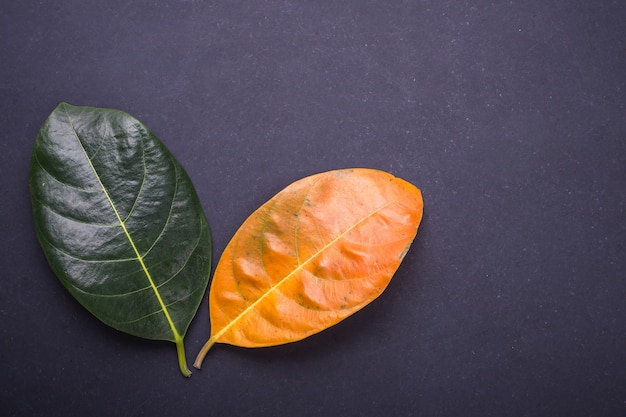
[115, 298, 188, 325]
[141, 155, 179, 258]
[61, 103, 183, 344]
[32, 194, 120, 228]
[85, 120, 108, 161]
[293, 176, 323, 266]
[154, 212, 205, 289]
[36, 230, 137, 263]
[70, 282, 152, 298]
[257, 198, 279, 286]
[32, 151, 102, 193]
[122, 125, 148, 222]
[342, 235, 412, 248]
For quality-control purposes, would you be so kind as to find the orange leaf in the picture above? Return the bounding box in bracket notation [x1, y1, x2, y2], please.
[194, 168, 423, 368]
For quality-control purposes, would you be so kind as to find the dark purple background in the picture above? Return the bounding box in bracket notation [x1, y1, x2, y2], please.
[1, 1, 625, 416]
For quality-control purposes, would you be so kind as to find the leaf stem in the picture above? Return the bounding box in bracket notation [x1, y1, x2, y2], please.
[175, 337, 192, 377]
[193, 336, 217, 369]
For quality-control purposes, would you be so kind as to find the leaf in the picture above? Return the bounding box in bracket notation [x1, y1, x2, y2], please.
[29, 103, 211, 377]
[194, 168, 422, 368]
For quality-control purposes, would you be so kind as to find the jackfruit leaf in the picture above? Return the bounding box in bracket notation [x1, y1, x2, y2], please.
[29, 103, 211, 377]
[194, 168, 422, 368]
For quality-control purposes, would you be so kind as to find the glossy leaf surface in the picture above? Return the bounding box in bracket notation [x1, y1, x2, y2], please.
[29, 103, 211, 376]
[195, 168, 422, 367]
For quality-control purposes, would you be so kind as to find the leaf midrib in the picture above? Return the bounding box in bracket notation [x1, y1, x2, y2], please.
[62, 104, 183, 343]
[213, 197, 396, 342]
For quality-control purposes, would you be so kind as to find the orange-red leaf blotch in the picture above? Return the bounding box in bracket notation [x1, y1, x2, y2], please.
[195, 168, 422, 367]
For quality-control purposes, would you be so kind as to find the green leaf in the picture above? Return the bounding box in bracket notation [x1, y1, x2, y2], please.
[29, 103, 211, 377]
